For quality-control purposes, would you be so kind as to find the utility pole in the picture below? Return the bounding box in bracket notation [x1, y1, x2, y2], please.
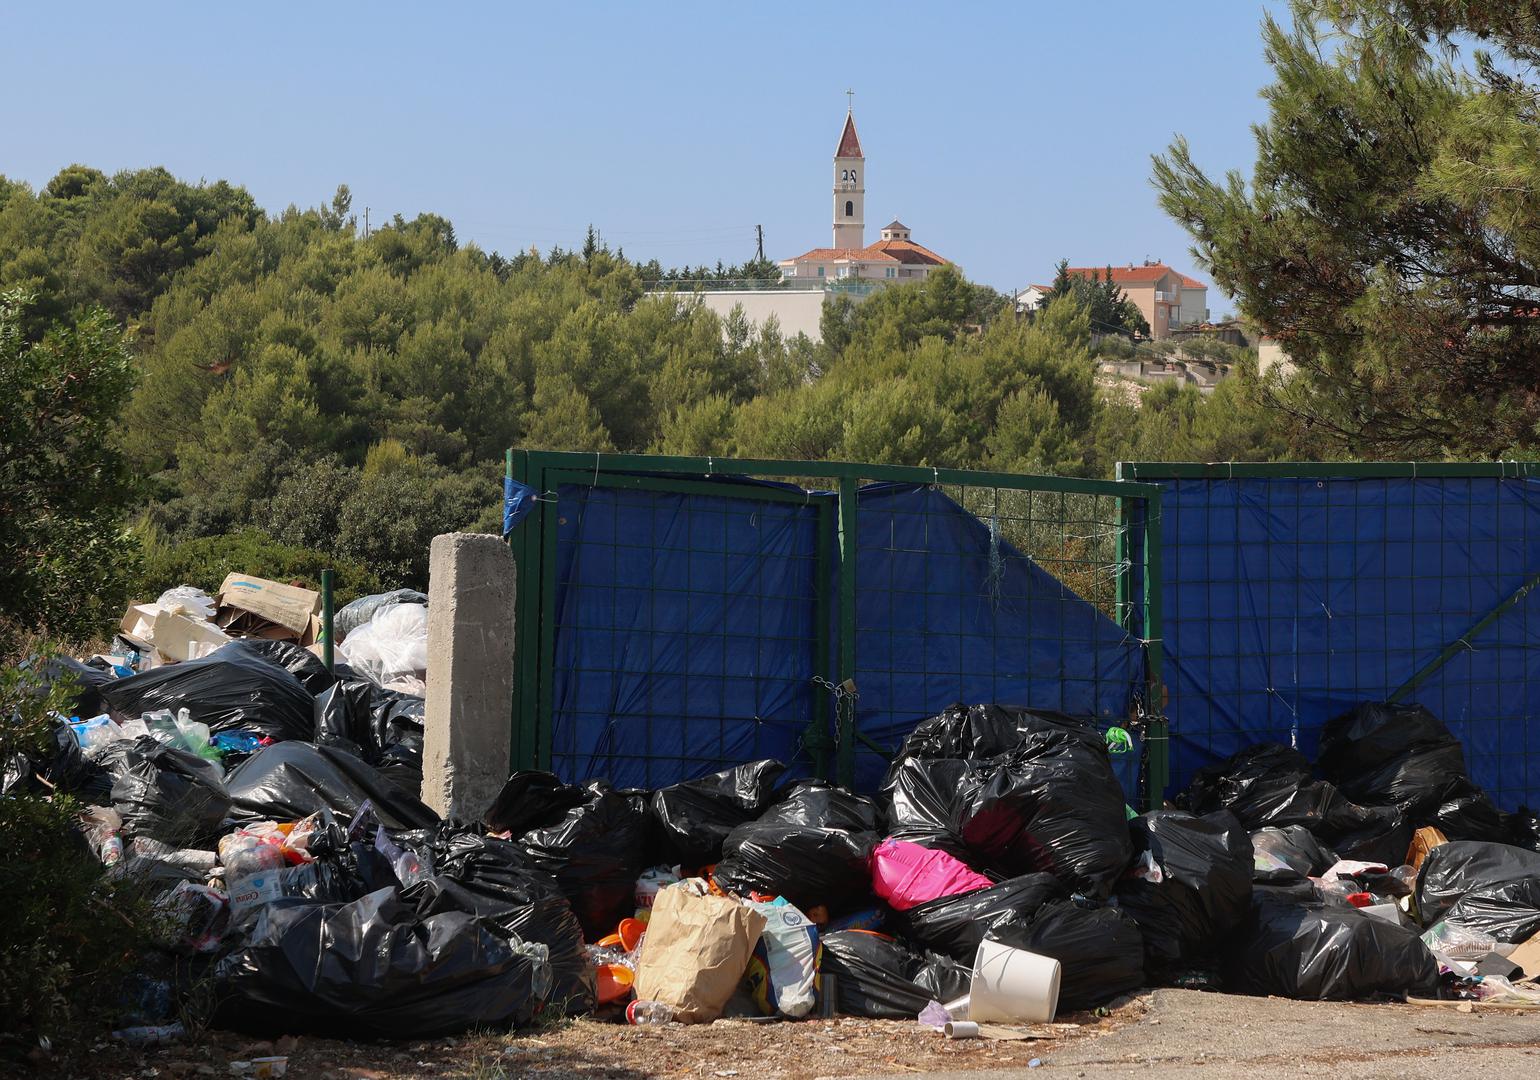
[755, 224, 764, 262]
[363, 206, 371, 239]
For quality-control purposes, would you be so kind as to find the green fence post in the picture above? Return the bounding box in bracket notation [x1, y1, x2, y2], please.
[320, 569, 334, 672]
[837, 473, 858, 787]
[1142, 488, 1168, 811]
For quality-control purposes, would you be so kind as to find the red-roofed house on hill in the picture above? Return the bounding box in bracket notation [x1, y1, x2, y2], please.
[1062, 263, 1208, 340]
[779, 109, 954, 285]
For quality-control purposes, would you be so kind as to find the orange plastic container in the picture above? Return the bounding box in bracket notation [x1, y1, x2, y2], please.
[595, 963, 635, 1004]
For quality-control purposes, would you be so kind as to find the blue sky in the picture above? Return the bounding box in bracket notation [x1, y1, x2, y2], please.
[3, 3, 1283, 303]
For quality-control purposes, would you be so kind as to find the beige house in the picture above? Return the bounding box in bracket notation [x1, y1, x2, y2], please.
[1063, 263, 1208, 340]
[779, 109, 953, 284]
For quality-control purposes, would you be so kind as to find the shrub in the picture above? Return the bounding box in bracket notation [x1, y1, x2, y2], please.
[134, 529, 385, 607]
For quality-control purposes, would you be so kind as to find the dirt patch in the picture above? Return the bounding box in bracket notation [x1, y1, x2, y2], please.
[46, 998, 1147, 1080]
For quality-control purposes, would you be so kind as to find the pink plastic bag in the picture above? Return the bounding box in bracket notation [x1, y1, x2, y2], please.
[869, 838, 992, 911]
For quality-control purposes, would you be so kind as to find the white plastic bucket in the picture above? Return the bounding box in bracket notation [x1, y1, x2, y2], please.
[968, 939, 1061, 1023]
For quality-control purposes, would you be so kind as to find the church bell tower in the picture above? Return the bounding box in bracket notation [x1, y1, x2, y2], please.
[832, 106, 865, 249]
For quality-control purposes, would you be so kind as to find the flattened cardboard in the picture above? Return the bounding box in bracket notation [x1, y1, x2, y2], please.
[216, 574, 320, 635]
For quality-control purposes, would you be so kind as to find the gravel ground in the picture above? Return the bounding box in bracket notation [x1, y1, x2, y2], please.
[34, 989, 1540, 1080]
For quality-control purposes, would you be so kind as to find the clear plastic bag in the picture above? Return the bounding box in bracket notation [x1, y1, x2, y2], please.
[1421, 918, 1500, 961]
[156, 585, 217, 621]
[339, 604, 429, 688]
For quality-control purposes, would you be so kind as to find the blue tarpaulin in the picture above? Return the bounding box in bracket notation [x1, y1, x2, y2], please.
[1144, 475, 1540, 811]
[546, 479, 1143, 795]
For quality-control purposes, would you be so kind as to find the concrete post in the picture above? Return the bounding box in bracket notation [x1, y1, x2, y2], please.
[422, 532, 515, 822]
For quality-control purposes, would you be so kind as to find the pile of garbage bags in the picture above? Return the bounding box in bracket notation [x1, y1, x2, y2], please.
[19, 679, 1540, 1041]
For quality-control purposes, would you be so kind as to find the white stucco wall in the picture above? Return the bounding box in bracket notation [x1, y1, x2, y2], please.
[661, 289, 828, 343]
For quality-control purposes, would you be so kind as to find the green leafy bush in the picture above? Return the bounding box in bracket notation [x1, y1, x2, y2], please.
[0, 658, 149, 1042]
[135, 529, 385, 607]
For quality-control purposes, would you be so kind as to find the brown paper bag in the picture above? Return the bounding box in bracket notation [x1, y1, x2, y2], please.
[633, 884, 767, 1023]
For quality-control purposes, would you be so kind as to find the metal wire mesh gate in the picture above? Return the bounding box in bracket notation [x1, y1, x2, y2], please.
[1119, 461, 1540, 811]
[506, 451, 1165, 805]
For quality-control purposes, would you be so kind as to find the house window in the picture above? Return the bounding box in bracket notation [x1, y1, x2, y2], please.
[845, 200, 854, 217]
[783, 266, 795, 278]
[817, 266, 825, 278]
[885, 267, 896, 278]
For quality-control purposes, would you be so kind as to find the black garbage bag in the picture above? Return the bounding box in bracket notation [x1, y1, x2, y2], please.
[819, 930, 971, 1019]
[32, 655, 117, 718]
[1179, 743, 1383, 838]
[1431, 791, 1505, 841]
[985, 899, 1145, 1010]
[102, 736, 231, 846]
[214, 886, 552, 1038]
[1330, 806, 1413, 869]
[1318, 702, 1473, 813]
[401, 825, 595, 1014]
[1225, 899, 1439, 1000]
[1415, 841, 1540, 926]
[1251, 826, 1338, 883]
[225, 741, 438, 832]
[762, 780, 883, 833]
[101, 644, 315, 742]
[650, 760, 786, 866]
[314, 677, 375, 754]
[336, 589, 427, 642]
[902, 872, 1067, 962]
[237, 640, 337, 696]
[887, 703, 1025, 764]
[313, 674, 425, 799]
[519, 781, 648, 941]
[485, 771, 588, 835]
[713, 821, 877, 915]
[1506, 807, 1540, 853]
[1444, 877, 1540, 944]
[1115, 810, 1252, 975]
[2, 717, 110, 801]
[955, 715, 1133, 897]
[883, 756, 970, 839]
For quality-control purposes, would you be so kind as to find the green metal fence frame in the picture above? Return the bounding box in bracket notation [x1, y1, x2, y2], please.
[509, 450, 1166, 804]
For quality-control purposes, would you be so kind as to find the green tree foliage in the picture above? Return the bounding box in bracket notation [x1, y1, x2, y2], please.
[1153, 0, 1540, 456]
[0, 291, 139, 642]
[0, 163, 1304, 636]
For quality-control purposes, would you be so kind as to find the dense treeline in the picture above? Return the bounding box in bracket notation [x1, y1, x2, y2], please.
[0, 165, 1306, 640]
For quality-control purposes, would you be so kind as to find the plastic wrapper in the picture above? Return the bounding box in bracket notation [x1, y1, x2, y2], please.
[953, 716, 1133, 897]
[650, 760, 786, 866]
[1225, 900, 1440, 1000]
[1414, 841, 1540, 926]
[1317, 702, 1475, 813]
[742, 898, 819, 1017]
[901, 872, 1067, 962]
[1116, 810, 1253, 975]
[761, 780, 882, 833]
[1421, 918, 1500, 962]
[869, 837, 992, 911]
[519, 781, 649, 940]
[214, 886, 552, 1037]
[101, 735, 232, 846]
[1178, 742, 1383, 838]
[101, 644, 315, 742]
[713, 821, 876, 914]
[985, 899, 1145, 1010]
[335, 589, 427, 642]
[225, 741, 438, 832]
[1251, 825, 1338, 883]
[484, 771, 588, 835]
[399, 824, 595, 1014]
[339, 603, 429, 688]
[1444, 877, 1540, 944]
[819, 930, 971, 1019]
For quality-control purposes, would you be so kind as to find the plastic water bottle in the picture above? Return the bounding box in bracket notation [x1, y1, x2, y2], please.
[625, 1000, 674, 1025]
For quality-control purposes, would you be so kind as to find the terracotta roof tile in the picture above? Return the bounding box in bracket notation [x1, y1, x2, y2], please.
[1180, 274, 1207, 289]
[1064, 265, 1176, 285]
[864, 238, 948, 266]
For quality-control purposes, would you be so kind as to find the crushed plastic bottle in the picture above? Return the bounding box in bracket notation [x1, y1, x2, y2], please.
[111, 1022, 185, 1046]
[625, 1000, 674, 1025]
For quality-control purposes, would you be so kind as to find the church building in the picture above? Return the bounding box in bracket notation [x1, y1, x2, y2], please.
[778, 109, 951, 283]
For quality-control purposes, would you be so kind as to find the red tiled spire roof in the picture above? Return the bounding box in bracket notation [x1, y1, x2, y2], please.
[836, 112, 863, 158]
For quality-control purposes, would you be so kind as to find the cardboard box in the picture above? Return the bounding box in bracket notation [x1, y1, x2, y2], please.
[149, 609, 232, 662]
[216, 574, 321, 644]
[1406, 826, 1449, 870]
[1509, 931, 1540, 981]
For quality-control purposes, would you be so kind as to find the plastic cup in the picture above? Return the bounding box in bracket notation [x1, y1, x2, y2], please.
[968, 939, 1061, 1024]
